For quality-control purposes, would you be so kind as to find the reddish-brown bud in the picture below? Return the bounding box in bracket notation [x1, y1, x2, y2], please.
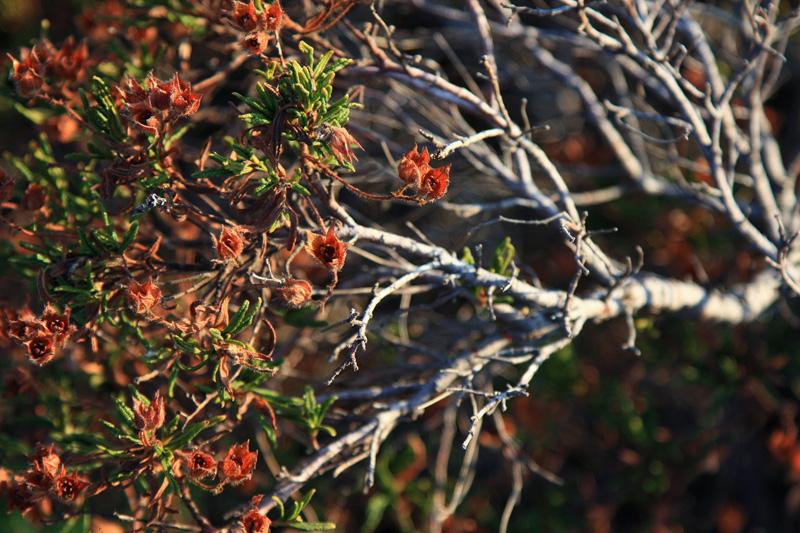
[397, 146, 431, 186]
[274, 279, 313, 308]
[133, 391, 166, 434]
[215, 226, 247, 261]
[242, 508, 271, 533]
[22, 183, 47, 211]
[127, 278, 162, 314]
[325, 125, 362, 165]
[184, 450, 217, 481]
[219, 441, 258, 486]
[25, 334, 56, 366]
[53, 471, 88, 502]
[308, 227, 348, 271]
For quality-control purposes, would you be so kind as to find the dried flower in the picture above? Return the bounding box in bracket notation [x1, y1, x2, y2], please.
[25, 334, 56, 366]
[231, 0, 261, 32]
[274, 279, 313, 308]
[8, 310, 39, 343]
[117, 73, 201, 136]
[133, 391, 166, 434]
[324, 125, 362, 165]
[308, 227, 347, 271]
[41, 304, 74, 345]
[168, 73, 202, 116]
[22, 183, 47, 211]
[32, 445, 62, 480]
[419, 164, 451, 202]
[184, 450, 217, 481]
[127, 278, 162, 314]
[219, 441, 258, 486]
[242, 508, 271, 533]
[242, 31, 270, 55]
[53, 471, 88, 502]
[264, 1, 284, 32]
[215, 226, 247, 261]
[397, 145, 431, 186]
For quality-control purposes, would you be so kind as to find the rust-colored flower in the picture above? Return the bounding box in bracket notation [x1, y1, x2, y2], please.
[242, 508, 271, 533]
[215, 226, 247, 261]
[419, 164, 451, 202]
[264, 1, 284, 32]
[127, 278, 162, 314]
[0, 170, 15, 203]
[397, 145, 431, 186]
[53, 471, 88, 502]
[242, 31, 270, 55]
[25, 334, 56, 366]
[326, 125, 363, 165]
[308, 227, 347, 271]
[219, 441, 258, 486]
[41, 304, 74, 345]
[184, 450, 217, 481]
[231, 0, 262, 31]
[167, 73, 201, 116]
[22, 183, 47, 211]
[9, 48, 45, 98]
[8, 310, 39, 343]
[274, 279, 313, 308]
[133, 391, 166, 434]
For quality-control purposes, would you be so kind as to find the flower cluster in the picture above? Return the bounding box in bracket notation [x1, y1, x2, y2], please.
[116, 73, 201, 137]
[396, 145, 451, 203]
[8, 37, 90, 99]
[225, 0, 284, 55]
[180, 441, 258, 490]
[4, 445, 88, 519]
[4, 305, 75, 366]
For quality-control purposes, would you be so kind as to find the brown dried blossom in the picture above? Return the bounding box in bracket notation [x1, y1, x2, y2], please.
[22, 183, 47, 211]
[227, 1, 284, 54]
[242, 508, 271, 533]
[308, 227, 347, 271]
[127, 278, 162, 314]
[53, 471, 88, 502]
[41, 304, 74, 346]
[397, 145, 431, 186]
[117, 73, 201, 136]
[219, 441, 258, 486]
[25, 334, 56, 366]
[8, 37, 90, 99]
[323, 125, 362, 165]
[215, 226, 247, 261]
[183, 450, 218, 481]
[274, 279, 313, 308]
[418, 164, 451, 202]
[133, 391, 166, 434]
